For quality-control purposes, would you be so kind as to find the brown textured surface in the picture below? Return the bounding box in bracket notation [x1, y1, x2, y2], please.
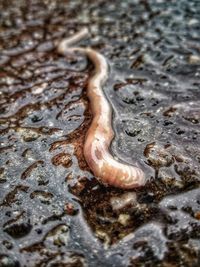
[0, 0, 200, 266]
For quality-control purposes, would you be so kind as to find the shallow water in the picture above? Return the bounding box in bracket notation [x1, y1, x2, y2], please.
[0, 0, 200, 266]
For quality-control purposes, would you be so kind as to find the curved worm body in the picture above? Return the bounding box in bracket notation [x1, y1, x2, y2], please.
[58, 28, 145, 189]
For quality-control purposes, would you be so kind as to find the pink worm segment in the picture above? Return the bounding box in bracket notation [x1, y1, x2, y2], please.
[58, 28, 145, 189]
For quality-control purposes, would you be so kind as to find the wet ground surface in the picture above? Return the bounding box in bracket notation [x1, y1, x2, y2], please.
[0, 0, 200, 266]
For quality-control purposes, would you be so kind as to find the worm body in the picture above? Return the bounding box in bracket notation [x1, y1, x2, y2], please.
[58, 28, 145, 189]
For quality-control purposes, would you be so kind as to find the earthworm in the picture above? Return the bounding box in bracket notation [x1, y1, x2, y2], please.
[57, 28, 145, 189]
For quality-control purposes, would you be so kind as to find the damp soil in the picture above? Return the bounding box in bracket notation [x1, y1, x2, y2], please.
[0, 0, 200, 266]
